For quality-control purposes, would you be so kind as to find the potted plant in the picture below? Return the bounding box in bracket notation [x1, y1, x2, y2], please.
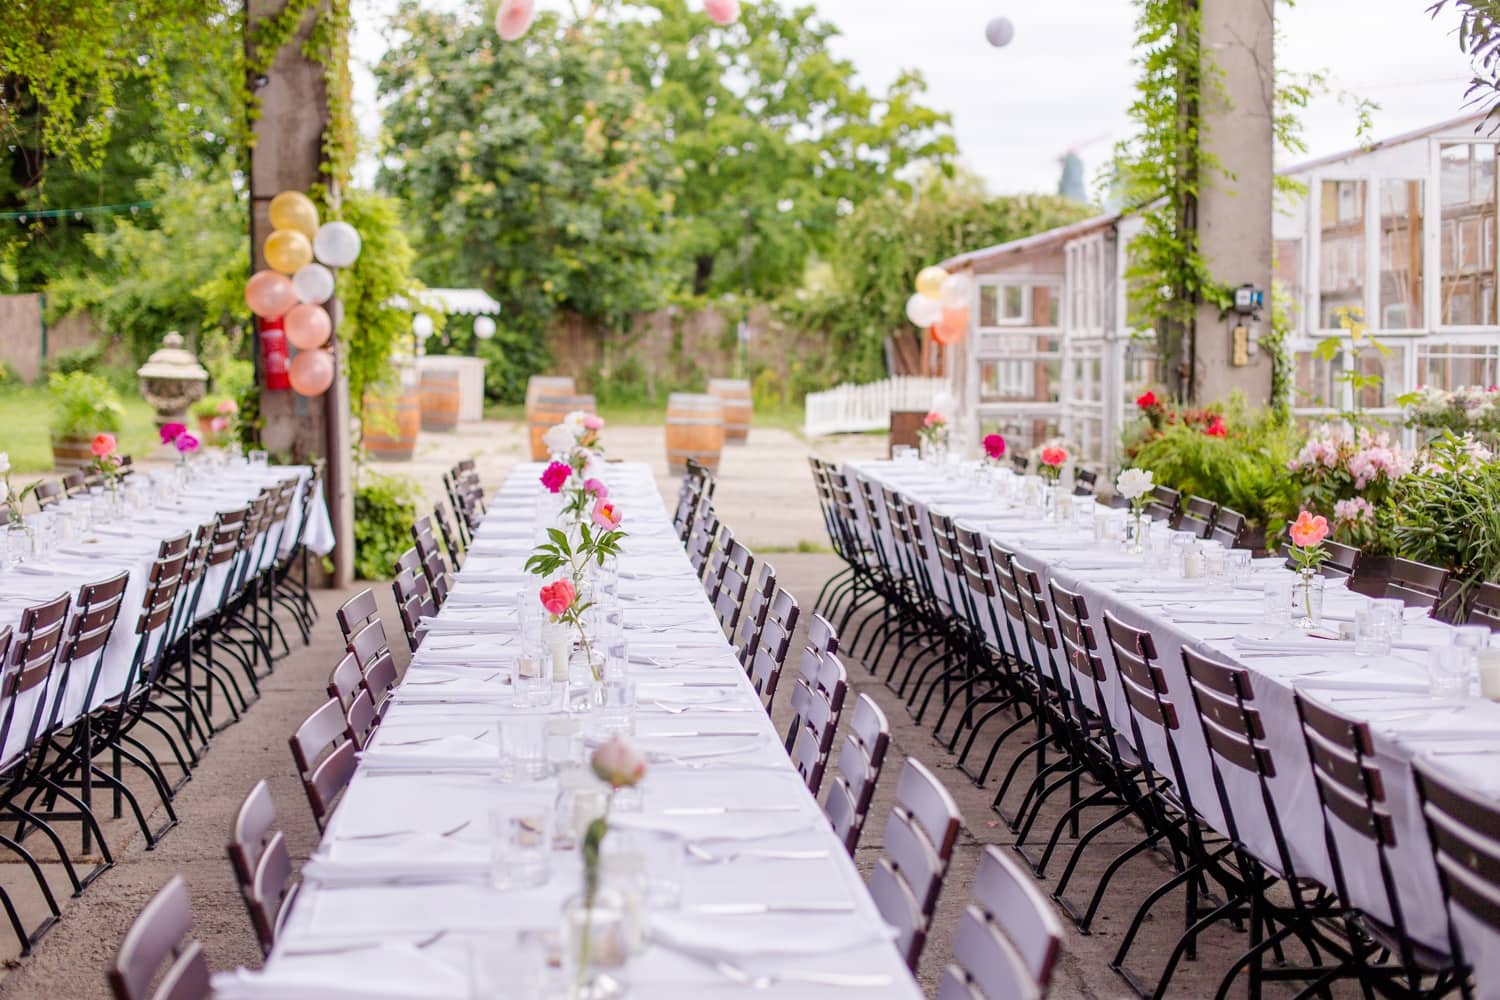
[48, 371, 125, 470]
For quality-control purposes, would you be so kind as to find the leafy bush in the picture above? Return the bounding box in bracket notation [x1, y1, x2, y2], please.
[1390, 433, 1500, 617]
[47, 370, 124, 439]
[1129, 407, 1298, 535]
[353, 473, 420, 581]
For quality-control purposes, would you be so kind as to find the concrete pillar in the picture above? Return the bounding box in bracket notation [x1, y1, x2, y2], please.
[248, 0, 355, 586]
[1193, 0, 1274, 406]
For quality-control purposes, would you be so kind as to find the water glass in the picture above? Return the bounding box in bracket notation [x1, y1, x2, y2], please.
[1372, 598, 1406, 640]
[1453, 625, 1492, 652]
[1200, 541, 1231, 593]
[465, 934, 548, 1000]
[249, 449, 269, 469]
[3, 524, 26, 569]
[544, 717, 583, 773]
[1226, 549, 1253, 586]
[597, 678, 636, 737]
[1353, 599, 1398, 656]
[1071, 500, 1096, 534]
[1262, 578, 1294, 629]
[1169, 531, 1196, 576]
[498, 716, 548, 781]
[489, 800, 553, 890]
[892, 445, 916, 465]
[647, 842, 684, 911]
[1428, 645, 1474, 702]
[510, 651, 550, 708]
[553, 768, 608, 851]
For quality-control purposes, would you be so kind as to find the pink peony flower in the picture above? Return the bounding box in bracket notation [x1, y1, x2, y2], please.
[1289, 511, 1329, 548]
[583, 478, 608, 499]
[540, 460, 571, 494]
[922, 411, 945, 428]
[91, 433, 117, 458]
[159, 422, 187, 445]
[582, 414, 605, 431]
[217, 398, 239, 416]
[210, 416, 228, 433]
[174, 433, 200, 454]
[591, 500, 622, 530]
[539, 578, 576, 617]
[1041, 446, 1068, 467]
[982, 433, 1006, 459]
[590, 734, 647, 788]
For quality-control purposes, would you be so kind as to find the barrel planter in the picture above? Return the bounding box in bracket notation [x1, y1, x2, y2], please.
[419, 370, 462, 432]
[362, 385, 421, 462]
[529, 393, 596, 461]
[665, 393, 725, 474]
[50, 435, 95, 472]
[707, 378, 752, 445]
[524, 376, 578, 460]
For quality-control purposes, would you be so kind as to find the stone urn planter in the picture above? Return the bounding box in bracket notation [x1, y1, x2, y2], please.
[136, 331, 208, 428]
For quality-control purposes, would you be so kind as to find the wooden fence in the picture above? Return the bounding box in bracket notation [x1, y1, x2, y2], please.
[803, 376, 946, 437]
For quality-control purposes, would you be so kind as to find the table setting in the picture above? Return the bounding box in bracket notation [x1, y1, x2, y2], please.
[220, 446, 919, 1000]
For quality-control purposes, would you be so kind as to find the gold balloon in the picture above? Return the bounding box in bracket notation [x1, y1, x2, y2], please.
[265, 229, 314, 275]
[269, 190, 320, 240]
[916, 265, 949, 300]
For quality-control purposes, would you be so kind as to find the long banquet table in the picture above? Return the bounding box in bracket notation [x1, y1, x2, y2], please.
[0, 462, 334, 765]
[846, 458, 1500, 995]
[216, 462, 920, 999]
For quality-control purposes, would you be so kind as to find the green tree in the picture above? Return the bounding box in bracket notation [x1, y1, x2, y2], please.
[375, 2, 677, 402]
[613, 0, 956, 297]
[781, 168, 1094, 384]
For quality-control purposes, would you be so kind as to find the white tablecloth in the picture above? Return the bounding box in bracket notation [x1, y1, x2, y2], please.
[223, 462, 920, 999]
[849, 459, 1499, 990]
[0, 464, 333, 764]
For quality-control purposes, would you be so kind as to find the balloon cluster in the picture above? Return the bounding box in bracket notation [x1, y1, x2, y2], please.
[905, 266, 972, 346]
[244, 190, 362, 397]
[495, 0, 735, 40]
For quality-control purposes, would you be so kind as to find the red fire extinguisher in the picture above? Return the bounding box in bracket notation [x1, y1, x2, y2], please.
[260, 317, 291, 391]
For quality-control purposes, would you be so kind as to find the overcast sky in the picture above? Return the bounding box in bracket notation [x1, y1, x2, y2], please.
[350, 0, 1478, 196]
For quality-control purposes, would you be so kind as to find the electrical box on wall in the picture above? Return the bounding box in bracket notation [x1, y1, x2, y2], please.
[1232, 284, 1265, 316]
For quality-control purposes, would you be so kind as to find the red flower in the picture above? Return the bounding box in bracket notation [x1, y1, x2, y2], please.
[1135, 390, 1159, 409]
[982, 433, 1007, 459]
[540, 460, 571, 494]
[1203, 416, 1227, 438]
[539, 578, 577, 616]
[1041, 446, 1068, 467]
[159, 422, 187, 445]
[91, 433, 117, 458]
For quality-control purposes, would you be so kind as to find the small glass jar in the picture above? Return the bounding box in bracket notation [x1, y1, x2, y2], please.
[1291, 571, 1325, 629]
[563, 889, 631, 1000]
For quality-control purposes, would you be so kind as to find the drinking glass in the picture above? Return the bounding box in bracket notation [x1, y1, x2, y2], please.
[1453, 625, 1492, 652]
[1353, 599, 1398, 656]
[1372, 598, 1406, 640]
[249, 450, 269, 469]
[646, 841, 684, 911]
[465, 934, 548, 1000]
[1071, 500, 1096, 534]
[1226, 549, 1253, 586]
[1428, 644, 1474, 702]
[1169, 531, 1196, 576]
[3, 524, 24, 569]
[1201, 540, 1231, 593]
[510, 650, 550, 709]
[489, 799, 553, 890]
[499, 716, 548, 781]
[553, 768, 608, 851]
[597, 678, 636, 737]
[1146, 529, 1172, 573]
[892, 445, 916, 465]
[544, 717, 583, 773]
[1262, 578, 1293, 629]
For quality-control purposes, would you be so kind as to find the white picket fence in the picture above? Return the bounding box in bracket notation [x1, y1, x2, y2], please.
[803, 377, 947, 437]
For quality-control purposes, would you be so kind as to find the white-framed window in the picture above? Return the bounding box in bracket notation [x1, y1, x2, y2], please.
[1438, 141, 1498, 327]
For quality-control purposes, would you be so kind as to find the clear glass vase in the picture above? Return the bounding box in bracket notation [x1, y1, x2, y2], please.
[565, 645, 605, 714]
[1123, 512, 1148, 554]
[563, 889, 630, 1000]
[1292, 571, 1325, 629]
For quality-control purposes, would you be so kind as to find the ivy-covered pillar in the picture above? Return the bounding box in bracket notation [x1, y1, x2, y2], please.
[248, 0, 355, 586]
[1193, 0, 1274, 405]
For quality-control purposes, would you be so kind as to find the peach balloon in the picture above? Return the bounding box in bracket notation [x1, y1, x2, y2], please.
[288, 349, 335, 397]
[284, 303, 332, 350]
[933, 305, 968, 345]
[245, 270, 297, 320]
[704, 0, 739, 24]
[496, 0, 535, 40]
[265, 228, 314, 275]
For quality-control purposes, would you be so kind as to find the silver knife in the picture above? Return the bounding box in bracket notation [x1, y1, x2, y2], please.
[646, 730, 762, 739]
[689, 902, 856, 915]
[663, 805, 800, 816]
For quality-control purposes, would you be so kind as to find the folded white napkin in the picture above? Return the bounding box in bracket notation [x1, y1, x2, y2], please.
[439, 591, 516, 610]
[1057, 554, 1148, 571]
[358, 736, 500, 773]
[1290, 675, 1430, 693]
[418, 616, 517, 636]
[305, 836, 488, 886]
[614, 807, 807, 842]
[213, 946, 469, 1000]
[1172, 611, 1262, 625]
[398, 672, 511, 698]
[1231, 635, 1352, 654]
[449, 571, 527, 585]
[649, 911, 887, 960]
[1382, 707, 1500, 741]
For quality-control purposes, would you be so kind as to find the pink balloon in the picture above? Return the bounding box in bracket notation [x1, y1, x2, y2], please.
[495, 0, 535, 40]
[284, 303, 332, 350]
[704, 0, 739, 24]
[245, 269, 297, 320]
[288, 349, 335, 397]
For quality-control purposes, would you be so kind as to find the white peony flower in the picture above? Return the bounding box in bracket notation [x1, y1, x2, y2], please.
[543, 422, 577, 456]
[1115, 467, 1154, 502]
[563, 410, 587, 434]
[0, 451, 9, 476]
[0, 480, 8, 503]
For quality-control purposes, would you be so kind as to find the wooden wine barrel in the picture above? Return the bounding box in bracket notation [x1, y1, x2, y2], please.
[362, 386, 421, 461]
[707, 378, 752, 445]
[50, 435, 95, 472]
[529, 393, 596, 461]
[665, 393, 725, 474]
[524, 376, 576, 419]
[419, 370, 462, 432]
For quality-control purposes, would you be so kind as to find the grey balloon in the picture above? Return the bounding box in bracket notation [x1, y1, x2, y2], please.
[985, 16, 1015, 47]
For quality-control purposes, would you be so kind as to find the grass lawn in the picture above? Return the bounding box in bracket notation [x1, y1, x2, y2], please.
[0, 385, 163, 474]
[484, 399, 807, 435]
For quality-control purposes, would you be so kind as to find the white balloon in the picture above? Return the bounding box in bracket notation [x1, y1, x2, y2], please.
[474, 315, 497, 340]
[940, 272, 973, 309]
[905, 292, 943, 328]
[291, 263, 335, 304]
[412, 313, 434, 340]
[985, 16, 1015, 47]
[313, 221, 362, 268]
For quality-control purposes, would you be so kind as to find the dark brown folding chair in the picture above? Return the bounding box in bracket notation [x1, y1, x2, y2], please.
[227, 780, 297, 958]
[288, 698, 356, 832]
[1146, 484, 1180, 523]
[1384, 557, 1450, 611]
[361, 649, 398, 718]
[391, 566, 433, 653]
[347, 619, 390, 671]
[1467, 581, 1500, 630]
[1210, 506, 1248, 548]
[108, 875, 210, 1000]
[825, 693, 890, 855]
[870, 758, 963, 971]
[734, 562, 777, 669]
[1073, 468, 1098, 496]
[32, 481, 63, 511]
[938, 845, 1063, 1000]
[1174, 495, 1217, 538]
[326, 650, 362, 711]
[335, 588, 381, 646]
[747, 590, 799, 714]
[789, 652, 848, 796]
[60, 470, 88, 498]
[344, 686, 379, 748]
[432, 501, 466, 570]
